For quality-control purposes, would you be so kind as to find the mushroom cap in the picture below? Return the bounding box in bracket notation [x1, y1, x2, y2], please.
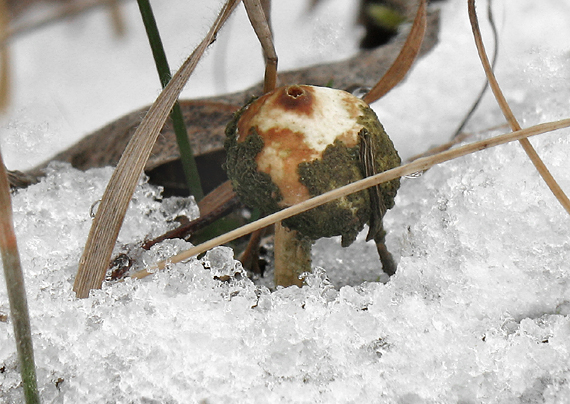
[225, 85, 400, 246]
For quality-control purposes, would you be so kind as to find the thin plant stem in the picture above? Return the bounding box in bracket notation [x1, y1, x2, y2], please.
[244, 0, 277, 93]
[452, 0, 498, 139]
[0, 153, 40, 404]
[136, 0, 204, 200]
[468, 0, 570, 215]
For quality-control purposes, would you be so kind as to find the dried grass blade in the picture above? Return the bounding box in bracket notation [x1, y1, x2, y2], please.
[131, 118, 570, 279]
[0, 152, 40, 403]
[73, 0, 242, 299]
[244, 0, 277, 93]
[362, 0, 426, 104]
[261, 0, 272, 28]
[468, 0, 570, 215]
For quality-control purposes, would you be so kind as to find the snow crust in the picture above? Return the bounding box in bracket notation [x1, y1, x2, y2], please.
[2, 0, 570, 403]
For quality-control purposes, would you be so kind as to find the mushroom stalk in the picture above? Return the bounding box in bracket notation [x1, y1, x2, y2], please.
[274, 223, 312, 287]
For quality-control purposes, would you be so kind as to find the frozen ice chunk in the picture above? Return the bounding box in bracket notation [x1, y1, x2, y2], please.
[201, 246, 244, 280]
[159, 195, 199, 223]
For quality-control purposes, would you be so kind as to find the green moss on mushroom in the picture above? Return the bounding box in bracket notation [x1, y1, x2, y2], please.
[293, 139, 369, 246]
[225, 123, 284, 215]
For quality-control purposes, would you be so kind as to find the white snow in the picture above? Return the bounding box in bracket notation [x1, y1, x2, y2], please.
[2, 0, 570, 403]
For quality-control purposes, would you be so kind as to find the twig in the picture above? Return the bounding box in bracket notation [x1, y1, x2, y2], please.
[141, 181, 239, 250]
[468, 0, 570, 215]
[451, 0, 498, 139]
[408, 123, 509, 162]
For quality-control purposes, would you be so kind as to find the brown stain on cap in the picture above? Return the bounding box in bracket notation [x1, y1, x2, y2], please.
[275, 85, 315, 115]
[237, 85, 316, 141]
[237, 93, 269, 142]
[255, 125, 317, 206]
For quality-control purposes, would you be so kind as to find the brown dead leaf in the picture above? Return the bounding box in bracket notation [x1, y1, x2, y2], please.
[28, 100, 240, 176]
[362, 0, 427, 104]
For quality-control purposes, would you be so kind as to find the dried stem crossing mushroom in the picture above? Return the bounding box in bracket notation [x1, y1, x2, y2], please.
[225, 84, 400, 287]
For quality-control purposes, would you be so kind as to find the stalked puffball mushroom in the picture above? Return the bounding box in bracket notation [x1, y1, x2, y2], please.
[225, 84, 401, 287]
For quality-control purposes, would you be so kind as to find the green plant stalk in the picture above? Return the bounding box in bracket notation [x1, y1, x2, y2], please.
[0, 154, 40, 404]
[136, 0, 204, 200]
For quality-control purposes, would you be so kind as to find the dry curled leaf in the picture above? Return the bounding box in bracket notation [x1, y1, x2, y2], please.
[362, 0, 427, 104]
[27, 100, 240, 177]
